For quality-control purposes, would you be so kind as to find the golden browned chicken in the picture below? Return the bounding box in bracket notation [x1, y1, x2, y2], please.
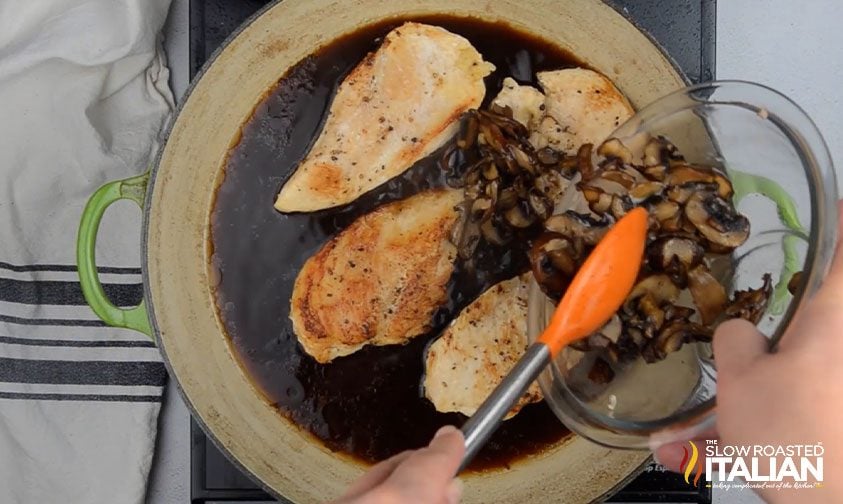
[423, 274, 542, 419]
[275, 23, 494, 212]
[290, 189, 463, 363]
[492, 68, 634, 153]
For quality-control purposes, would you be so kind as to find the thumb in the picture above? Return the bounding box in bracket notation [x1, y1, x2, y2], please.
[651, 425, 718, 473]
[381, 426, 464, 500]
[654, 441, 695, 473]
[713, 318, 767, 377]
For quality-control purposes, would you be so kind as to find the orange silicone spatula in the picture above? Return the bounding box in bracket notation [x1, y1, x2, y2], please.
[458, 207, 649, 472]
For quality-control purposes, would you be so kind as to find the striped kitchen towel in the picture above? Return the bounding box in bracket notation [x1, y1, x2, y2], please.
[0, 1, 174, 503]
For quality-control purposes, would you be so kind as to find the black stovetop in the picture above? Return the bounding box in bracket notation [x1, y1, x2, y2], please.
[187, 1, 716, 502]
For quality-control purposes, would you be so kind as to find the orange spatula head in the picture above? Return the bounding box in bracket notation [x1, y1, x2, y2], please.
[538, 207, 648, 357]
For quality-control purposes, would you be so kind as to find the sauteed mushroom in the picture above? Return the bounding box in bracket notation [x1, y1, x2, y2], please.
[725, 273, 773, 324]
[497, 186, 519, 209]
[536, 146, 561, 166]
[620, 324, 648, 352]
[534, 170, 569, 201]
[480, 215, 512, 246]
[647, 236, 703, 270]
[580, 175, 634, 217]
[687, 264, 727, 325]
[576, 143, 595, 180]
[637, 295, 666, 333]
[457, 110, 480, 150]
[665, 165, 733, 199]
[629, 181, 664, 202]
[581, 176, 628, 196]
[664, 164, 712, 184]
[643, 137, 663, 167]
[787, 271, 803, 295]
[645, 196, 680, 224]
[587, 358, 615, 385]
[642, 321, 712, 363]
[545, 211, 611, 245]
[449, 114, 764, 381]
[643, 164, 667, 181]
[504, 201, 536, 228]
[597, 138, 633, 164]
[604, 168, 640, 189]
[626, 274, 680, 305]
[527, 189, 551, 220]
[482, 162, 500, 181]
[710, 171, 734, 199]
[666, 181, 719, 204]
[664, 304, 696, 322]
[610, 194, 633, 219]
[646, 236, 704, 286]
[685, 191, 750, 250]
[615, 275, 678, 348]
[445, 108, 586, 256]
[642, 136, 684, 168]
[529, 233, 581, 298]
[580, 185, 616, 214]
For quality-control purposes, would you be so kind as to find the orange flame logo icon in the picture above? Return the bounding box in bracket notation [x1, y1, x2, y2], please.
[678, 441, 703, 486]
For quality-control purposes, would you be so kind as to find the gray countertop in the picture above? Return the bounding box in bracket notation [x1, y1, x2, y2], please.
[148, 1, 843, 502]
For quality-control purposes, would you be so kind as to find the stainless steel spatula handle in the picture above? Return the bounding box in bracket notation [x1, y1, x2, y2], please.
[458, 343, 551, 473]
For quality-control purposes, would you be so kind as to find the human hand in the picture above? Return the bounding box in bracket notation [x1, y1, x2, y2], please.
[333, 426, 465, 504]
[654, 203, 843, 503]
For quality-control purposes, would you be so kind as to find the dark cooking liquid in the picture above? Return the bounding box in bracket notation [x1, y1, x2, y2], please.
[211, 16, 583, 470]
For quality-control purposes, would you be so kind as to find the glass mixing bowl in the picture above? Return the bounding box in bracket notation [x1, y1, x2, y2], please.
[527, 80, 838, 449]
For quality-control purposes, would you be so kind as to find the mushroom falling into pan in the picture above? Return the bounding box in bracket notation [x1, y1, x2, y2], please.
[444, 109, 773, 380]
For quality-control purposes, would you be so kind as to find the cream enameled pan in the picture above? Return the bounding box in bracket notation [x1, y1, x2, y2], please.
[76, 0, 686, 501]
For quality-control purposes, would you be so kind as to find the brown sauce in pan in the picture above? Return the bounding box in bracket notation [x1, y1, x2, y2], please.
[211, 16, 584, 470]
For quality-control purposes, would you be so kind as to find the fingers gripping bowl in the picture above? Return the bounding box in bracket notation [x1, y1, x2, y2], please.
[74, 0, 835, 503]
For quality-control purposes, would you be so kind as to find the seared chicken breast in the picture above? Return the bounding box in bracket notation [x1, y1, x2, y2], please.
[424, 274, 542, 419]
[291, 189, 463, 363]
[275, 23, 494, 212]
[492, 69, 634, 153]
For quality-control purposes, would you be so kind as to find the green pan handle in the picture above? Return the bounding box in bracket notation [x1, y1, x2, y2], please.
[76, 172, 153, 339]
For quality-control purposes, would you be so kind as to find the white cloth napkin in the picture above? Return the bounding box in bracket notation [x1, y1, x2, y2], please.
[0, 1, 174, 503]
